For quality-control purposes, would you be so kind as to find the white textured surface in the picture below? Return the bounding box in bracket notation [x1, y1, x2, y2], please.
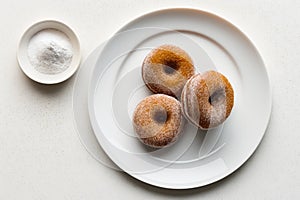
[0, 0, 299, 199]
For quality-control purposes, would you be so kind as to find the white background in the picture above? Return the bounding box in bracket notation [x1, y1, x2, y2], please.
[0, 0, 299, 199]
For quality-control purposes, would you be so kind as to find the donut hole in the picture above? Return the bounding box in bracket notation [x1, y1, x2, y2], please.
[163, 60, 179, 74]
[152, 108, 168, 124]
[209, 89, 225, 106]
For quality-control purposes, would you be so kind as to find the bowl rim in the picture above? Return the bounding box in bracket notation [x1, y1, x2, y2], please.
[17, 19, 81, 84]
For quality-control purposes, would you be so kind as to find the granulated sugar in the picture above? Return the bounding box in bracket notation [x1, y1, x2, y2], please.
[27, 29, 73, 75]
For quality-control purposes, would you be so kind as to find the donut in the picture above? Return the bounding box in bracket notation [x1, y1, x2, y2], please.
[142, 45, 195, 98]
[133, 94, 184, 148]
[181, 71, 234, 129]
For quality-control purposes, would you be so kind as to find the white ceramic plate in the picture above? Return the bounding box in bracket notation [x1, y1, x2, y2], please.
[72, 44, 120, 170]
[88, 8, 272, 189]
[17, 20, 81, 84]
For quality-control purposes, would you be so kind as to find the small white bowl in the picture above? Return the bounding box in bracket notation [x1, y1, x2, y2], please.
[17, 20, 81, 84]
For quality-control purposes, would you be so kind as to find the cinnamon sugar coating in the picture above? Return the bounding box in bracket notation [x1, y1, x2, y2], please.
[133, 94, 184, 148]
[181, 71, 234, 129]
[142, 45, 195, 98]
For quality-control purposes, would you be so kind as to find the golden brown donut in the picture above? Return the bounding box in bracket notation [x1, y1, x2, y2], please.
[181, 71, 234, 129]
[133, 94, 184, 148]
[142, 45, 195, 98]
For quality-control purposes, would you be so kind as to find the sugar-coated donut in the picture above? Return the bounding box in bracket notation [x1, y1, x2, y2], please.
[181, 71, 234, 129]
[142, 45, 195, 98]
[133, 94, 184, 148]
